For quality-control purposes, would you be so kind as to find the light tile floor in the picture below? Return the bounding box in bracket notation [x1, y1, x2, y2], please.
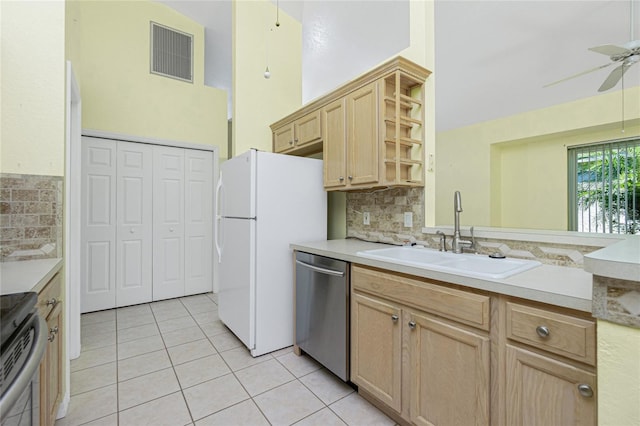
[56, 293, 396, 426]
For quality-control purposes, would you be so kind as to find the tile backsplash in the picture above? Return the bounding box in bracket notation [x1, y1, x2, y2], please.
[0, 173, 63, 262]
[345, 186, 605, 268]
[346, 187, 424, 245]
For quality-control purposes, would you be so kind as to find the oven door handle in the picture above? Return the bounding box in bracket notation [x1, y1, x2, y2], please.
[0, 313, 47, 422]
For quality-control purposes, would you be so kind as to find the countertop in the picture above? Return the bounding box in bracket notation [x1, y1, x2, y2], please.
[584, 235, 640, 282]
[0, 258, 63, 295]
[291, 239, 593, 312]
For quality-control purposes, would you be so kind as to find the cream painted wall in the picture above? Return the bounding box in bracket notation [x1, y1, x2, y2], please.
[66, 0, 227, 158]
[1, 1, 66, 176]
[597, 320, 640, 425]
[435, 87, 640, 229]
[232, 0, 301, 156]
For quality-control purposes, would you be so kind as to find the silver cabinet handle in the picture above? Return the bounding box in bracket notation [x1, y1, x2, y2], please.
[289, 140, 294, 145]
[577, 384, 594, 398]
[46, 298, 57, 307]
[130, 228, 135, 233]
[48, 333, 56, 342]
[408, 321, 416, 330]
[294, 138, 299, 143]
[348, 176, 353, 180]
[391, 314, 399, 322]
[339, 176, 344, 181]
[50, 326, 59, 334]
[536, 325, 550, 338]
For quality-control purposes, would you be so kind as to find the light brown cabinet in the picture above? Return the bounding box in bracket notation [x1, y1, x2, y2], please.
[272, 110, 322, 155]
[270, 56, 430, 191]
[502, 300, 597, 426]
[351, 292, 402, 412]
[409, 311, 490, 426]
[323, 82, 380, 190]
[351, 264, 597, 426]
[351, 265, 490, 425]
[38, 272, 64, 426]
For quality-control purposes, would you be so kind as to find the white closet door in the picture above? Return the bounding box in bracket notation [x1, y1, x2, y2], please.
[116, 142, 153, 307]
[184, 150, 213, 295]
[81, 137, 116, 313]
[153, 146, 185, 300]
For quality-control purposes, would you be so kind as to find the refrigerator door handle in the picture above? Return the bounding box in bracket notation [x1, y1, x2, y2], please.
[214, 172, 224, 263]
[295, 260, 345, 277]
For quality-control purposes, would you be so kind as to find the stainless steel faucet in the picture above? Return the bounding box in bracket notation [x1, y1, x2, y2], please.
[452, 191, 475, 254]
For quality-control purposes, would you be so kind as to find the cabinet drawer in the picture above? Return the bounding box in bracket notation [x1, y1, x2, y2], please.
[352, 265, 490, 330]
[506, 302, 596, 365]
[38, 273, 62, 319]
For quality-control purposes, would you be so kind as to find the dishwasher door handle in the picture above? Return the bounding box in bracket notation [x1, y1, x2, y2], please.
[296, 259, 345, 277]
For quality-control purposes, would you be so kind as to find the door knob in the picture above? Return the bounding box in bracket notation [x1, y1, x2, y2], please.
[391, 314, 399, 322]
[130, 228, 135, 233]
[408, 321, 416, 330]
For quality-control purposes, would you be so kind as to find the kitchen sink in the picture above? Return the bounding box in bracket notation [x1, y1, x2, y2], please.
[356, 246, 541, 279]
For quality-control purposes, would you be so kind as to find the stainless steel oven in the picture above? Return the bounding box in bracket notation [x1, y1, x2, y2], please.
[0, 292, 47, 426]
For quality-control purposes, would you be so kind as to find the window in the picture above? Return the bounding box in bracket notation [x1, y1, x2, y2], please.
[568, 138, 640, 234]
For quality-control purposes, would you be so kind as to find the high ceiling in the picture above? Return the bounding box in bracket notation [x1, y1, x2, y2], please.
[157, 0, 640, 132]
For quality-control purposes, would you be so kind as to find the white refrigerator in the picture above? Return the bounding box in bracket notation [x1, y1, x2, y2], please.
[215, 149, 327, 357]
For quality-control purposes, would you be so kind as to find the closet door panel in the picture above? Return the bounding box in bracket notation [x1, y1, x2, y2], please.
[116, 142, 153, 307]
[185, 150, 213, 295]
[81, 137, 116, 313]
[153, 146, 185, 300]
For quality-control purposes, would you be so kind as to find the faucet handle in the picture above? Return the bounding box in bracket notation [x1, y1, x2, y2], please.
[469, 226, 476, 252]
[436, 230, 447, 252]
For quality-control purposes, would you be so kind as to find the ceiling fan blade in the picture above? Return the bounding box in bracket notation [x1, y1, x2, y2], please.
[543, 62, 612, 88]
[589, 44, 630, 56]
[598, 63, 633, 92]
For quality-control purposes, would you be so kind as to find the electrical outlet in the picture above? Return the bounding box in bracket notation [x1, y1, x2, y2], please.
[404, 212, 413, 228]
[363, 212, 370, 225]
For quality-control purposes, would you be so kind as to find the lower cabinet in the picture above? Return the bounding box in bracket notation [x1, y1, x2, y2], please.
[38, 272, 64, 426]
[351, 292, 402, 412]
[351, 265, 490, 425]
[505, 345, 597, 426]
[350, 264, 597, 426]
[409, 311, 490, 426]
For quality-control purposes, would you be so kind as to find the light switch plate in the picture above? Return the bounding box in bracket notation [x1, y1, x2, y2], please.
[363, 212, 370, 225]
[404, 212, 413, 228]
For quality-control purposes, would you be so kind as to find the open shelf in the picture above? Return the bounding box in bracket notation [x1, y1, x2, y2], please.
[381, 70, 425, 187]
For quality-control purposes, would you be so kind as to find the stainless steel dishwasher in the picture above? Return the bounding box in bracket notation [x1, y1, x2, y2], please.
[295, 251, 350, 381]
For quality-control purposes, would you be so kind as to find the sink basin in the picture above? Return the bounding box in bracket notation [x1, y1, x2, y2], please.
[356, 246, 541, 279]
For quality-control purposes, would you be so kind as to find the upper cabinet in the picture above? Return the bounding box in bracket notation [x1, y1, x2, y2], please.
[270, 56, 431, 191]
[273, 110, 322, 155]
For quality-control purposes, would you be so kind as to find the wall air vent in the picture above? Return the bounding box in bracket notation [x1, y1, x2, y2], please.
[150, 22, 193, 83]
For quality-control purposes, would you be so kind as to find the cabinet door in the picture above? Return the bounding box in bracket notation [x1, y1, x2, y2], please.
[184, 150, 213, 295]
[116, 141, 153, 307]
[273, 124, 294, 153]
[506, 345, 596, 426]
[347, 82, 379, 186]
[294, 110, 322, 147]
[153, 146, 185, 300]
[351, 292, 402, 412]
[81, 137, 116, 312]
[41, 300, 63, 426]
[323, 98, 347, 189]
[409, 311, 490, 426]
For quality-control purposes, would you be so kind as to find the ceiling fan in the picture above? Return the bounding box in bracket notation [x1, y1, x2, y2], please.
[545, 1, 640, 92]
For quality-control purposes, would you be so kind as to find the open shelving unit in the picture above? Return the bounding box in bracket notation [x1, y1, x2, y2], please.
[381, 70, 426, 187]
